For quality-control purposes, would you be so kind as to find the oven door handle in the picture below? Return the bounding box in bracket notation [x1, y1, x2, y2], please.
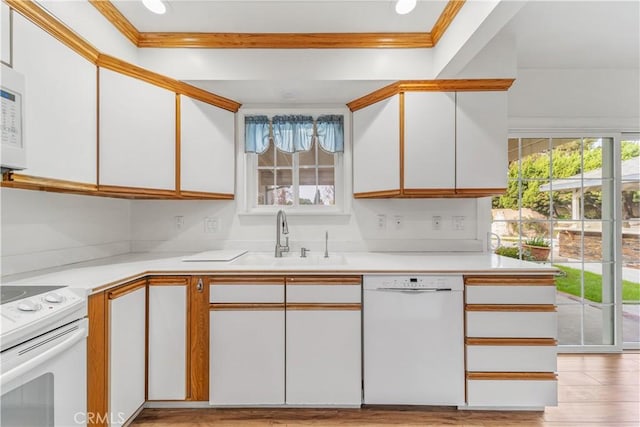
[1, 325, 87, 388]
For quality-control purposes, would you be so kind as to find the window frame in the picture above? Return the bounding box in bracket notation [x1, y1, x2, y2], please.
[237, 107, 351, 215]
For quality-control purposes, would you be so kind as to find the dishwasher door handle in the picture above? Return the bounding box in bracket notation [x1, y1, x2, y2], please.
[373, 287, 453, 293]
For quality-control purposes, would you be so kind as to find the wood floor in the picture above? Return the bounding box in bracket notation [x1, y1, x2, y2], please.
[132, 353, 640, 426]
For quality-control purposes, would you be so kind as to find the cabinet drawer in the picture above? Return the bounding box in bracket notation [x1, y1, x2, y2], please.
[467, 378, 557, 407]
[466, 311, 557, 338]
[287, 285, 361, 304]
[466, 345, 557, 372]
[466, 286, 556, 305]
[210, 285, 284, 303]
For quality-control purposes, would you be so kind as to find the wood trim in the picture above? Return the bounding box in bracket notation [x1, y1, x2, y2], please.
[178, 190, 235, 200]
[2, 172, 97, 192]
[465, 304, 557, 312]
[88, 0, 139, 45]
[465, 338, 558, 346]
[210, 277, 285, 285]
[144, 283, 149, 401]
[209, 303, 285, 311]
[97, 184, 177, 198]
[188, 277, 209, 401]
[353, 189, 402, 199]
[97, 54, 241, 112]
[402, 188, 457, 197]
[107, 279, 147, 300]
[5, 0, 100, 63]
[147, 276, 189, 286]
[347, 79, 515, 112]
[399, 92, 405, 193]
[286, 276, 361, 285]
[137, 32, 433, 49]
[96, 65, 101, 186]
[175, 94, 181, 196]
[286, 303, 361, 311]
[467, 372, 558, 381]
[455, 188, 507, 197]
[431, 0, 466, 45]
[464, 276, 556, 286]
[87, 292, 108, 427]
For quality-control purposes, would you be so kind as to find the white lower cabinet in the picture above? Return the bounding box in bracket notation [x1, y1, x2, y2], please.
[286, 310, 361, 405]
[467, 379, 558, 407]
[209, 310, 285, 405]
[108, 285, 146, 426]
[148, 281, 188, 400]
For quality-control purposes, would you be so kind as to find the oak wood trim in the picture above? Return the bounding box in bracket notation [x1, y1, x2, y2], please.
[286, 276, 362, 285]
[178, 190, 235, 200]
[5, 0, 100, 63]
[210, 277, 285, 285]
[188, 277, 210, 400]
[465, 338, 558, 346]
[175, 94, 181, 196]
[347, 82, 400, 112]
[455, 188, 507, 197]
[2, 172, 97, 192]
[107, 279, 147, 300]
[210, 303, 285, 311]
[467, 372, 558, 381]
[399, 92, 405, 193]
[431, 0, 466, 45]
[97, 184, 178, 198]
[147, 276, 189, 286]
[97, 54, 241, 112]
[353, 189, 402, 199]
[138, 32, 433, 49]
[286, 303, 361, 311]
[144, 284, 149, 401]
[465, 304, 557, 312]
[464, 276, 556, 286]
[87, 292, 108, 427]
[402, 188, 457, 197]
[96, 65, 101, 187]
[88, 0, 139, 45]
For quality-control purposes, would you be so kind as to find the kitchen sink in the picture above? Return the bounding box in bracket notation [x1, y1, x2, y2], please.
[230, 252, 347, 267]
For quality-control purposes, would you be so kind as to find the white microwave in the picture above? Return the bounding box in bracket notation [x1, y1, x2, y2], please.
[1, 63, 25, 172]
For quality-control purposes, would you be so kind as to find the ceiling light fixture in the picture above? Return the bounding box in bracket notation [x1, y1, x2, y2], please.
[395, 0, 417, 15]
[142, 0, 167, 15]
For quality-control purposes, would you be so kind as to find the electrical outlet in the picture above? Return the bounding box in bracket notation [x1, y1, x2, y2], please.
[174, 216, 184, 230]
[393, 215, 403, 230]
[453, 216, 465, 230]
[377, 214, 387, 231]
[432, 216, 442, 230]
[204, 217, 219, 233]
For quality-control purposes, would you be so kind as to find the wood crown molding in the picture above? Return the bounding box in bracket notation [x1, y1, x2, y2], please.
[90, 0, 463, 49]
[6, 0, 100, 63]
[347, 79, 515, 112]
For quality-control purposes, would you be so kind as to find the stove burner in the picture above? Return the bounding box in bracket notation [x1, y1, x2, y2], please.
[0, 288, 28, 304]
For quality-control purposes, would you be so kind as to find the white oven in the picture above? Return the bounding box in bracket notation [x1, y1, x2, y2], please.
[1, 285, 88, 427]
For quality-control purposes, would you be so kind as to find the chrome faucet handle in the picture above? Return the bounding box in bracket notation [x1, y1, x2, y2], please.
[324, 230, 329, 258]
[300, 247, 309, 258]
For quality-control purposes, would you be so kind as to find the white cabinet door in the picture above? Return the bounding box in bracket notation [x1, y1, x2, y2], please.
[180, 96, 235, 195]
[210, 310, 285, 405]
[99, 68, 175, 190]
[109, 287, 146, 426]
[148, 285, 187, 400]
[286, 310, 361, 405]
[403, 92, 456, 190]
[12, 14, 97, 184]
[456, 91, 508, 190]
[353, 95, 400, 194]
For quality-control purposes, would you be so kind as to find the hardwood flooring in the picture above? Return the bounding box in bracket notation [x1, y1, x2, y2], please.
[132, 353, 639, 427]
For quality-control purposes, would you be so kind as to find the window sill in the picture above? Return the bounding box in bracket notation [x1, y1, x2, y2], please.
[238, 209, 351, 218]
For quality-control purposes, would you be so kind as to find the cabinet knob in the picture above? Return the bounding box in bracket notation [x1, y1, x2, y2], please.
[196, 278, 204, 292]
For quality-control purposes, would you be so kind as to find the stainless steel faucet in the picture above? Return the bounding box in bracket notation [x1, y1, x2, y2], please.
[275, 209, 289, 257]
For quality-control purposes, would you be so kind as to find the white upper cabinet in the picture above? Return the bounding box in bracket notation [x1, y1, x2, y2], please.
[179, 96, 235, 195]
[99, 68, 175, 190]
[353, 95, 400, 195]
[456, 91, 508, 190]
[403, 92, 456, 191]
[12, 14, 97, 184]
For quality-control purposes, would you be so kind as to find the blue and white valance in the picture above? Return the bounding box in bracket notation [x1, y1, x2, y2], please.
[244, 114, 344, 154]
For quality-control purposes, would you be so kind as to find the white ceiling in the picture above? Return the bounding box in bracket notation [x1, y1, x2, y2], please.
[112, 0, 448, 33]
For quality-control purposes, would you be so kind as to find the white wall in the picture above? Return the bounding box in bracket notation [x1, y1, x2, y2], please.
[129, 198, 482, 254]
[0, 189, 131, 276]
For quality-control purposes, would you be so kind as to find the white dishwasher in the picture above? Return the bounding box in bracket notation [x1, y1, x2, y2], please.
[363, 275, 465, 406]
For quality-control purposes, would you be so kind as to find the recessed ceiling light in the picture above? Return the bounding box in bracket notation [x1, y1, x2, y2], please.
[142, 0, 167, 15]
[395, 0, 417, 15]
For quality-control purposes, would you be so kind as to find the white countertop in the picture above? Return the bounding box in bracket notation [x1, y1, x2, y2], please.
[1, 251, 557, 294]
